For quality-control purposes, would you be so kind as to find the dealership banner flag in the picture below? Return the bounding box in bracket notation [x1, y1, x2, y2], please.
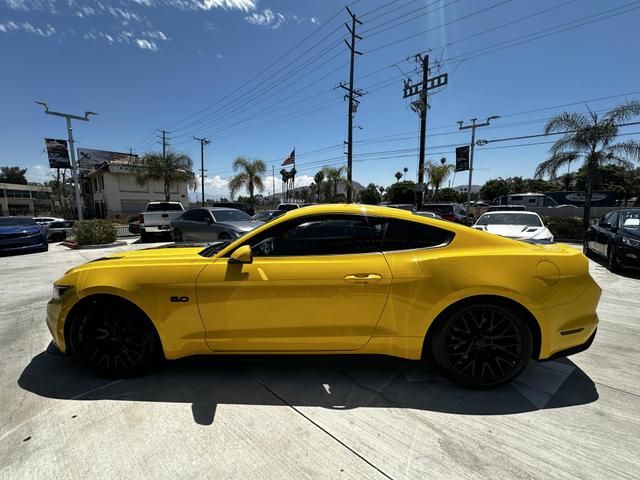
[455, 145, 470, 172]
[281, 148, 295, 166]
[45, 138, 71, 168]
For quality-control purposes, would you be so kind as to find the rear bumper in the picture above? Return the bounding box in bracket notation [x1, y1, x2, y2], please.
[541, 328, 597, 361]
[141, 225, 172, 234]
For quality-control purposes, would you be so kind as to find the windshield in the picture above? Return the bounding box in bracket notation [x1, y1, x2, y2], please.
[212, 210, 253, 222]
[477, 213, 542, 226]
[253, 211, 273, 221]
[621, 211, 640, 229]
[0, 217, 37, 226]
[146, 203, 183, 212]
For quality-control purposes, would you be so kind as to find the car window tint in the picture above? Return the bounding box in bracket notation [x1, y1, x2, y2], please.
[382, 219, 454, 251]
[248, 215, 385, 257]
[608, 212, 619, 228]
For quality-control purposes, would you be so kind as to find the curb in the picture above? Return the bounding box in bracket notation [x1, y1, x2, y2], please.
[61, 241, 128, 250]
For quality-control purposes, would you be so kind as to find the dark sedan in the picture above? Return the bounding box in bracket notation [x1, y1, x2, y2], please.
[584, 208, 640, 272]
[171, 207, 263, 242]
[253, 209, 286, 222]
[0, 217, 48, 254]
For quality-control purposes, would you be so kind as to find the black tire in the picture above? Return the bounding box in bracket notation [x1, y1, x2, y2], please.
[140, 231, 150, 243]
[430, 303, 532, 389]
[68, 297, 159, 378]
[218, 231, 232, 241]
[583, 235, 592, 257]
[607, 243, 622, 273]
[173, 229, 183, 243]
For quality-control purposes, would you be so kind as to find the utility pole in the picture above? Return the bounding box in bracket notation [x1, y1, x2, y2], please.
[272, 165, 276, 205]
[193, 136, 210, 206]
[36, 101, 96, 220]
[457, 116, 499, 223]
[338, 7, 363, 203]
[403, 53, 448, 209]
[161, 129, 168, 159]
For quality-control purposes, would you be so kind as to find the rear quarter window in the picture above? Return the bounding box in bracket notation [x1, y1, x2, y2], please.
[382, 219, 454, 251]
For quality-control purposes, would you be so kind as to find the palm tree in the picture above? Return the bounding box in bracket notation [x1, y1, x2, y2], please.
[322, 166, 345, 201]
[394, 171, 403, 183]
[535, 101, 640, 228]
[425, 159, 454, 200]
[403, 167, 408, 180]
[228, 157, 267, 204]
[313, 170, 324, 203]
[136, 151, 196, 201]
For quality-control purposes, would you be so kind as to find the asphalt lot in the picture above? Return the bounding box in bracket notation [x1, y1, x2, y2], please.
[1, 240, 639, 479]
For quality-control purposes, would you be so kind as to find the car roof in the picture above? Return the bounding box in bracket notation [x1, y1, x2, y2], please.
[481, 210, 539, 215]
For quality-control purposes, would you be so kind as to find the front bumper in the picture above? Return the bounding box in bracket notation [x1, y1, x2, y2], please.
[0, 235, 47, 253]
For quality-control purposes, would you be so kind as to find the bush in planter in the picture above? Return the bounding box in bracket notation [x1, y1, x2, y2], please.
[73, 219, 117, 245]
[542, 216, 584, 241]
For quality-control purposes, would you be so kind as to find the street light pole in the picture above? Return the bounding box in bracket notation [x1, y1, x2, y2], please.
[193, 137, 211, 207]
[36, 102, 96, 220]
[457, 115, 499, 223]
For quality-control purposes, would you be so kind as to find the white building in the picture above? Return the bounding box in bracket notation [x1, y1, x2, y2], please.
[0, 183, 52, 216]
[84, 161, 188, 218]
[452, 184, 482, 194]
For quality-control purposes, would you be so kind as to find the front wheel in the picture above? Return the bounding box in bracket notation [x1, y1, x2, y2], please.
[173, 229, 183, 243]
[430, 303, 532, 388]
[607, 243, 622, 273]
[68, 297, 159, 378]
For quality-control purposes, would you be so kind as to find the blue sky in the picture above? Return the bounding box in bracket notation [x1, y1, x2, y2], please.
[2, 0, 640, 199]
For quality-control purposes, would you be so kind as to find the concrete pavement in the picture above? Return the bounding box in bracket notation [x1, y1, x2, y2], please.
[1, 241, 639, 479]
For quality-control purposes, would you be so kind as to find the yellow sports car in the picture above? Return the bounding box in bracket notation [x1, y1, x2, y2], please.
[47, 204, 600, 388]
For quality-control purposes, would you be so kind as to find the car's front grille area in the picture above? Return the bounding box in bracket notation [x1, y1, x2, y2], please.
[0, 232, 35, 239]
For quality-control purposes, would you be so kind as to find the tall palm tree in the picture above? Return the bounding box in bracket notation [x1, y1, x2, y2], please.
[425, 160, 454, 200]
[322, 166, 345, 201]
[403, 167, 408, 180]
[136, 151, 196, 201]
[394, 171, 403, 183]
[535, 101, 640, 228]
[228, 157, 267, 204]
[313, 170, 324, 203]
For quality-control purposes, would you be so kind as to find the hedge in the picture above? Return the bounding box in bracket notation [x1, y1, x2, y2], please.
[73, 220, 117, 245]
[542, 216, 584, 241]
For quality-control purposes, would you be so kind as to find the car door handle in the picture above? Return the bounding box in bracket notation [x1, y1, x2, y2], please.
[344, 274, 383, 284]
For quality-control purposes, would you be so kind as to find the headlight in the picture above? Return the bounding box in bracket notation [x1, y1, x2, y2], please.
[622, 236, 640, 247]
[52, 285, 71, 299]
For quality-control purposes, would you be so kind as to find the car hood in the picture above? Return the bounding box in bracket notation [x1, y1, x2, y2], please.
[218, 220, 264, 232]
[621, 227, 640, 239]
[0, 225, 41, 235]
[479, 224, 549, 239]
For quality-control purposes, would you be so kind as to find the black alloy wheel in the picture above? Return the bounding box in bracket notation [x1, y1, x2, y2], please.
[69, 298, 158, 378]
[173, 229, 184, 243]
[431, 303, 532, 388]
[607, 243, 621, 273]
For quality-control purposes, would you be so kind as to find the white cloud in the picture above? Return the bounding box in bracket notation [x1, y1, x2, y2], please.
[134, 38, 158, 51]
[195, 0, 256, 12]
[27, 164, 53, 184]
[216, 53, 223, 58]
[245, 8, 286, 29]
[0, 20, 56, 37]
[2, 0, 56, 13]
[143, 30, 168, 41]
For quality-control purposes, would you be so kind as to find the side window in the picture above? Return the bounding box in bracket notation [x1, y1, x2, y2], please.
[608, 212, 619, 228]
[182, 210, 198, 221]
[382, 219, 454, 251]
[183, 210, 209, 222]
[248, 215, 385, 257]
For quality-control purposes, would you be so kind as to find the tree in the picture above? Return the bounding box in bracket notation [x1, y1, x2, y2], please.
[0, 166, 28, 184]
[535, 101, 640, 228]
[425, 159, 454, 200]
[136, 152, 196, 201]
[437, 187, 461, 202]
[574, 164, 640, 201]
[322, 166, 344, 202]
[313, 170, 324, 203]
[403, 167, 408, 180]
[386, 180, 416, 204]
[394, 171, 403, 183]
[358, 183, 382, 205]
[228, 157, 267, 204]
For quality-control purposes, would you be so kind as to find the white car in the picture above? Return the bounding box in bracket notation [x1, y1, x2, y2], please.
[473, 211, 554, 243]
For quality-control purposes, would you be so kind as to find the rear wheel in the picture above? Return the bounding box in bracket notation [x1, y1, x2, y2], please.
[68, 297, 159, 378]
[173, 229, 183, 243]
[431, 303, 532, 388]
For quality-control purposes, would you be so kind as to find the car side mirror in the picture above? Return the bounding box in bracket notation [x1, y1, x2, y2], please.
[229, 245, 253, 264]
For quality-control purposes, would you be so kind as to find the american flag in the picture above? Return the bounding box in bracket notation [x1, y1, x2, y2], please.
[281, 148, 295, 166]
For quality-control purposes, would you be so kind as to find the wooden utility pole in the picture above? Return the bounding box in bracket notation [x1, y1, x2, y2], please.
[193, 136, 210, 206]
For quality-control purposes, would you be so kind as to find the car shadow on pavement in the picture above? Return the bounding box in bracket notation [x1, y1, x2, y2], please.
[18, 344, 599, 426]
[589, 255, 640, 279]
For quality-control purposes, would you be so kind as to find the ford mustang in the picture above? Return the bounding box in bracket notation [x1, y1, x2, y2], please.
[47, 204, 601, 388]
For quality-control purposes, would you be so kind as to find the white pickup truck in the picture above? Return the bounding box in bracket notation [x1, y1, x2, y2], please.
[138, 201, 184, 241]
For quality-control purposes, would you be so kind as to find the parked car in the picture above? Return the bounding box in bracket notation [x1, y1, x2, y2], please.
[486, 205, 526, 212]
[253, 210, 286, 222]
[277, 203, 300, 211]
[171, 207, 263, 242]
[414, 211, 442, 220]
[421, 203, 467, 223]
[0, 216, 48, 254]
[48, 204, 601, 388]
[215, 202, 255, 217]
[386, 204, 415, 212]
[138, 201, 185, 242]
[47, 220, 75, 242]
[33, 216, 65, 227]
[584, 208, 640, 272]
[473, 211, 554, 243]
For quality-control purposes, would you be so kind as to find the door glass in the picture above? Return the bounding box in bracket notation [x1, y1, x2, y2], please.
[248, 215, 385, 257]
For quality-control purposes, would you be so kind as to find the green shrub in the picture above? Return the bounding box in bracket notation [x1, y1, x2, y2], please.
[542, 216, 584, 241]
[73, 219, 117, 245]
